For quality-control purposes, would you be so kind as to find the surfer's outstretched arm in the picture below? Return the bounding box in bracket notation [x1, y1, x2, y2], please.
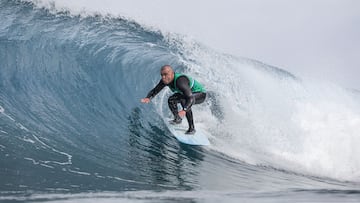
[141, 80, 166, 103]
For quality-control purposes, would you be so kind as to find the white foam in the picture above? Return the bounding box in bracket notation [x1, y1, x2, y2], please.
[175, 41, 360, 181]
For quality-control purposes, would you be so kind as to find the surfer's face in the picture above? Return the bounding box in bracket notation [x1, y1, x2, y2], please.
[161, 68, 174, 85]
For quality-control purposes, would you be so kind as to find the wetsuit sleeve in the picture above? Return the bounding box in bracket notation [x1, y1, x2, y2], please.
[146, 80, 166, 99]
[176, 76, 194, 111]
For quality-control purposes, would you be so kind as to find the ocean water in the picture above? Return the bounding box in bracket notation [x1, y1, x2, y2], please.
[1, 0, 360, 202]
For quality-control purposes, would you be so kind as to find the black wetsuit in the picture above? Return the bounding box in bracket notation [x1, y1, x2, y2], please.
[146, 75, 206, 131]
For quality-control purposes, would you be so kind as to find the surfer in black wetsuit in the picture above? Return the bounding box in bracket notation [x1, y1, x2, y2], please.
[141, 65, 206, 134]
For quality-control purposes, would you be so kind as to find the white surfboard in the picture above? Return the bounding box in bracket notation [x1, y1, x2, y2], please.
[167, 122, 210, 146]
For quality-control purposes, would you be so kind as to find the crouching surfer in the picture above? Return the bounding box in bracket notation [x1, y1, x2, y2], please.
[141, 65, 206, 134]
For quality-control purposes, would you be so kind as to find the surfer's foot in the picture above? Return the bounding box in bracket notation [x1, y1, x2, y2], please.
[169, 117, 182, 125]
[185, 128, 196, 135]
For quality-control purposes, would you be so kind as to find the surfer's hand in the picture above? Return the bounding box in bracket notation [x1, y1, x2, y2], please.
[141, 98, 151, 103]
[178, 110, 186, 117]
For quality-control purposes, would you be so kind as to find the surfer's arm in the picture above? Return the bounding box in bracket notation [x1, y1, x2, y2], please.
[176, 76, 194, 112]
[145, 80, 166, 100]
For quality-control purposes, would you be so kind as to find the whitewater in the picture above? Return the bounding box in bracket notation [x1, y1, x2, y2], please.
[1, 0, 360, 202]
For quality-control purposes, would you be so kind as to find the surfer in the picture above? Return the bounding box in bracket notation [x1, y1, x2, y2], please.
[141, 65, 206, 134]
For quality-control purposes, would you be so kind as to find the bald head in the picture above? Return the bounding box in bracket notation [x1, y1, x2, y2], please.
[160, 65, 175, 85]
[161, 65, 173, 72]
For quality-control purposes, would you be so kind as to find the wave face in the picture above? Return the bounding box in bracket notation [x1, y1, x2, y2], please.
[1, 1, 360, 202]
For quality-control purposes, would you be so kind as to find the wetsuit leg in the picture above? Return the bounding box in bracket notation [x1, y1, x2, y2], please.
[193, 92, 206, 105]
[168, 93, 183, 120]
[180, 92, 207, 132]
